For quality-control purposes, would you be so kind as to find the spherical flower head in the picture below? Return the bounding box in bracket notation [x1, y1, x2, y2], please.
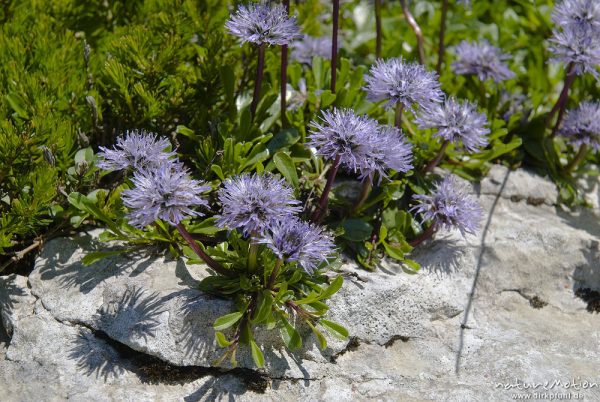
[363, 58, 444, 113]
[362, 125, 414, 181]
[559, 101, 600, 150]
[225, 2, 301, 46]
[122, 161, 210, 228]
[308, 108, 381, 177]
[257, 218, 336, 274]
[552, 0, 600, 32]
[97, 130, 175, 171]
[216, 173, 301, 236]
[415, 97, 490, 153]
[291, 35, 332, 65]
[549, 24, 600, 78]
[411, 175, 483, 237]
[451, 40, 515, 83]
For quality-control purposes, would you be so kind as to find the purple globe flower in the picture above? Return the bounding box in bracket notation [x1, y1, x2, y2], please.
[97, 130, 175, 171]
[216, 173, 301, 236]
[415, 97, 490, 153]
[452, 40, 515, 83]
[256, 218, 336, 274]
[411, 175, 483, 237]
[362, 125, 414, 181]
[225, 2, 301, 46]
[291, 35, 332, 65]
[552, 0, 600, 32]
[363, 58, 444, 113]
[559, 101, 600, 150]
[308, 108, 381, 176]
[549, 24, 600, 78]
[122, 161, 210, 228]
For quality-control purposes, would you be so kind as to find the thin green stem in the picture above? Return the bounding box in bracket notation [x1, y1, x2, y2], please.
[564, 144, 588, 174]
[423, 140, 450, 173]
[267, 259, 283, 290]
[352, 176, 373, 215]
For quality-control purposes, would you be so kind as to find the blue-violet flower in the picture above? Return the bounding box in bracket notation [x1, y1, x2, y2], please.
[216, 173, 301, 236]
[411, 175, 483, 237]
[122, 161, 210, 228]
[257, 217, 336, 274]
[452, 40, 515, 83]
[559, 101, 600, 150]
[225, 2, 301, 46]
[97, 130, 175, 171]
[416, 97, 490, 153]
[363, 58, 443, 113]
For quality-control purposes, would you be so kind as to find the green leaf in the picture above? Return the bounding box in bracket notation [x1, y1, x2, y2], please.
[273, 152, 299, 188]
[280, 317, 302, 349]
[251, 291, 273, 324]
[383, 242, 405, 261]
[250, 340, 265, 368]
[213, 311, 244, 331]
[215, 331, 233, 347]
[67, 192, 124, 236]
[320, 275, 343, 300]
[186, 217, 223, 235]
[341, 219, 373, 242]
[267, 129, 300, 153]
[176, 125, 196, 139]
[75, 147, 94, 164]
[320, 319, 349, 340]
[81, 250, 125, 266]
[307, 321, 327, 349]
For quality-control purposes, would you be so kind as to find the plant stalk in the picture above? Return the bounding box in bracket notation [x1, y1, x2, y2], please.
[399, 0, 425, 65]
[436, 0, 449, 74]
[250, 44, 266, 119]
[352, 176, 373, 215]
[311, 154, 342, 222]
[375, 0, 382, 59]
[331, 0, 340, 93]
[394, 103, 404, 129]
[176, 223, 233, 277]
[267, 259, 283, 289]
[409, 223, 437, 247]
[281, 0, 290, 127]
[564, 144, 588, 174]
[423, 139, 450, 173]
[550, 63, 576, 137]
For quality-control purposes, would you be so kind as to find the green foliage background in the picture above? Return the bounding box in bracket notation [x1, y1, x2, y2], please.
[1, 0, 598, 267]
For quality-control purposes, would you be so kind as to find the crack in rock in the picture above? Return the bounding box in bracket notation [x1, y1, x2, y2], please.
[500, 289, 548, 309]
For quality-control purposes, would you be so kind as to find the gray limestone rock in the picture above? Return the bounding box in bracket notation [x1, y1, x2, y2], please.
[1, 166, 600, 401]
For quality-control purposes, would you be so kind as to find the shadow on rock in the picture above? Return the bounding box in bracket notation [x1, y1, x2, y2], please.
[37, 232, 155, 294]
[97, 284, 165, 342]
[412, 238, 466, 277]
[69, 329, 129, 381]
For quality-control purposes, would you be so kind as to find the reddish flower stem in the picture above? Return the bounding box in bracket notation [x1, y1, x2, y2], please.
[311, 154, 342, 223]
[399, 0, 425, 65]
[250, 44, 266, 119]
[176, 223, 234, 277]
[331, 0, 340, 94]
[423, 140, 450, 173]
[436, 0, 449, 74]
[409, 224, 437, 247]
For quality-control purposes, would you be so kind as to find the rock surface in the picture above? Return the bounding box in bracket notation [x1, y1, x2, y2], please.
[1, 165, 600, 401]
